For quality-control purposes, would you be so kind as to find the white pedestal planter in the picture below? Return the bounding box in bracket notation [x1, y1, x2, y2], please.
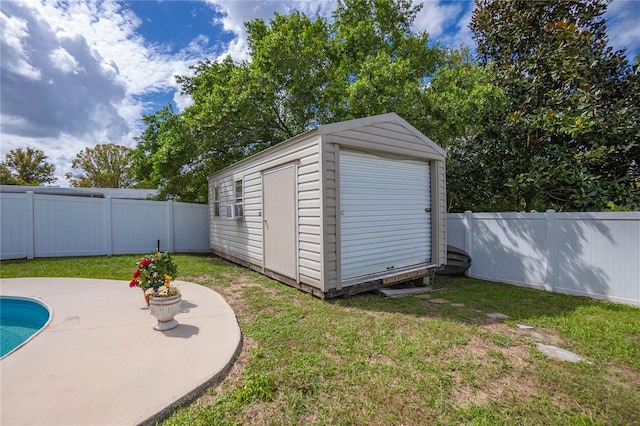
[149, 294, 182, 331]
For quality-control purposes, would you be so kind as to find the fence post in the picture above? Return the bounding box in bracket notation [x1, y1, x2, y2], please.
[464, 210, 473, 276]
[26, 191, 35, 259]
[104, 197, 113, 256]
[545, 209, 556, 292]
[167, 200, 175, 253]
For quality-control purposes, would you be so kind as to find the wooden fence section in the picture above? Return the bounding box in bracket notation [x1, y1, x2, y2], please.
[447, 211, 640, 307]
[0, 192, 210, 260]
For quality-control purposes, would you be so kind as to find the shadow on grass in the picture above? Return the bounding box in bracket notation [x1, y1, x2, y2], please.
[332, 275, 635, 325]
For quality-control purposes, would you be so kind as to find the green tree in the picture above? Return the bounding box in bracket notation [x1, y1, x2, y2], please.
[471, 0, 640, 211]
[329, 0, 442, 123]
[0, 163, 23, 185]
[0, 147, 57, 185]
[66, 144, 135, 188]
[133, 0, 445, 202]
[422, 50, 509, 211]
[132, 104, 208, 201]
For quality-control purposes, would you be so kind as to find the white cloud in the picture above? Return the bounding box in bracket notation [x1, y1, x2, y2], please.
[411, 1, 477, 50]
[0, 10, 42, 79]
[206, 0, 337, 61]
[49, 47, 81, 74]
[413, 1, 463, 39]
[606, 0, 640, 58]
[173, 91, 194, 112]
[451, 4, 475, 49]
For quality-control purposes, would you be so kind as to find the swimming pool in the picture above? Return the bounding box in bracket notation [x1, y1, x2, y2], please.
[1, 296, 51, 358]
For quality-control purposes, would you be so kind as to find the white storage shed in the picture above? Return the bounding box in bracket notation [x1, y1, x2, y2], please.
[209, 113, 446, 298]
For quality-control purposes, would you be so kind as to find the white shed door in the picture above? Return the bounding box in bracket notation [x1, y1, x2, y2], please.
[339, 150, 431, 281]
[263, 164, 297, 279]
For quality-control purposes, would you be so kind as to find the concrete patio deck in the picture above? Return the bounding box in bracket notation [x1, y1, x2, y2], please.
[0, 277, 242, 426]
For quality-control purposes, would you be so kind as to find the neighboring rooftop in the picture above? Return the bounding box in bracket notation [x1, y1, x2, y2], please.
[0, 185, 159, 200]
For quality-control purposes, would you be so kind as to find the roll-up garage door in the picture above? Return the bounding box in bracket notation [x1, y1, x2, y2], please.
[339, 150, 431, 281]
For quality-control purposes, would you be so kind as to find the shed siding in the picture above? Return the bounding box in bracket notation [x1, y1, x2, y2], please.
[436, 160, 447, 265]
[322, 143, 339, 291]
[298, 151, 323, 287]
[209, 136, 323, 288]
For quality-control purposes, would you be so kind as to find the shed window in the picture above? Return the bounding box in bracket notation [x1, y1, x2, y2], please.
[235, 180, 243, 203]
[213, 186, 220, 217]
[234, 179, 243, 218]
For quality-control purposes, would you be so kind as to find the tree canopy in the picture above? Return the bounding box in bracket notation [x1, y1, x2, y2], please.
[66, 143, 137, 188]
[0, 147, 57, 186]
[422, 50, 508, 211]
[470, 0, 640, 211]
[132, 0, 445, 203]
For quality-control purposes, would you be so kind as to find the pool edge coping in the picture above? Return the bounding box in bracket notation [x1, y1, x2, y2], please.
[0, 295, 53, 360]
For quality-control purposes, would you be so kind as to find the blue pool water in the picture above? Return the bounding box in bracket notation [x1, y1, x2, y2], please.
[1, 296, 50, 358]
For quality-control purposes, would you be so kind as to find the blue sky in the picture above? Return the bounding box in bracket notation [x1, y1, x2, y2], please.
[1, 0, 639, 186]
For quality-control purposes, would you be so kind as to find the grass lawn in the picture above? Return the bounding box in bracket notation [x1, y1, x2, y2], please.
[2, 254, 639, 425]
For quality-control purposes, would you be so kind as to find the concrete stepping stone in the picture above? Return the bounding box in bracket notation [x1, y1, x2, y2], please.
[510, 327, 562, 346]
[527, 331, 556, 344]
[414, 293, 431, 299]
[429, 298, 450, 304]
[450, 303, 465, 308]
[487, 312, 510, 319]
[517, 324, 535, 329]
[536, 343, 590, 363]
[379, 287, 432, 298]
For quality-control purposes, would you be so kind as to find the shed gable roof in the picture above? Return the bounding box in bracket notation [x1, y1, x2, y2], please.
[318, 113, 445, 160]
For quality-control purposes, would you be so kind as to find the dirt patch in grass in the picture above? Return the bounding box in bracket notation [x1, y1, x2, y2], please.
[213, 272, 268, 321]
[608, 364, 640, 387]
[240, 401, 275, 425]
[446, 327, 540, 408]
[453, 374, 540, 408]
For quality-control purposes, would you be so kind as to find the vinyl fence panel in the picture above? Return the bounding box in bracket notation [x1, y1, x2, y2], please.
[0, 192, 210, 260]
[173, 202, 210, 253]
[446, 214, 465, 249]
[551, 213, 639, 304]
[469, 212, 548, 289]
[0, 193, 30, 259]
[447, 210, 640, 307]
[111, 199, 172, 254]
[34, 194, 106, 257]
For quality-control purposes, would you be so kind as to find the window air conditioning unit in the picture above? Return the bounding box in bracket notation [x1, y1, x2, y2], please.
[226, 203, 244, 219]
[234, 203, 244, 218]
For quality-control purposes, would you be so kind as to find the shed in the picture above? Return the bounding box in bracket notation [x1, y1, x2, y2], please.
[208, 113, 446, 298]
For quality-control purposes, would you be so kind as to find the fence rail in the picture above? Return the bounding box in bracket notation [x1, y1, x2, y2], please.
[447, 210, 640, 307]
[0, 192, 210, 260]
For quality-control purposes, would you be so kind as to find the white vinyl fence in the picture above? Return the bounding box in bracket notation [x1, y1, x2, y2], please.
[447, 211, 640, 307]
[0, 192, 210, 260]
